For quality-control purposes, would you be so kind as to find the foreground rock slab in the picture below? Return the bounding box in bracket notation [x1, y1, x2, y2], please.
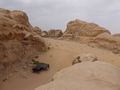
[35, 61, 120, 90]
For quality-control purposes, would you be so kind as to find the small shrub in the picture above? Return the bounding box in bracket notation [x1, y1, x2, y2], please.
[92, 46, 94, 48]
[35, 56, 39, 58]
[32, 59, 40, 65]
[113, 52, 118, 54]
[87, 44, 90, 46]
[87, 44, 94, 48]
[33, 61, 40, 65]
[49, 43, 51, 46]
[48, 47, 50, 50]
[32, 59, 35, 62]
[50, 55, 52, 57]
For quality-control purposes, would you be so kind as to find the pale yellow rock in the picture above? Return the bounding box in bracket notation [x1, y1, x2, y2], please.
[61, 19, 120, 54]
[63, 19, 110, 37]
[35, 61, 120, 90]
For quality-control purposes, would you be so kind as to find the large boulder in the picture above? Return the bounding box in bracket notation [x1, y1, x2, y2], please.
[61, 19, 120, 54]
[35, 61, 120, 90]
[0, 8, 46, 82]
[48, 29, 63, 38]
[72, 54, 97, 65]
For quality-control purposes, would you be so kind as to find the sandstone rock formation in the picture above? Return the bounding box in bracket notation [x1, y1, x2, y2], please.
[0, 8, 46, 82]
[35, 61, 120, 90]
[63, 19, 110, 37]
[113, 33, 120, 37]
[72, 54, 97, 65]
[41, 31, 48, 37]
[61, 19, 120, 54]
[33, 27, 41, 35]
[48, 29, 63, 38]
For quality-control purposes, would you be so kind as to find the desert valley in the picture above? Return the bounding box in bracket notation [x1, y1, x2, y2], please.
[0, 8, 120, 90]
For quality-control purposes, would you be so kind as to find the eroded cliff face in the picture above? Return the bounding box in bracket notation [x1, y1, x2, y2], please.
[0, 8, 46, 82]
[61, 19, 120, 54]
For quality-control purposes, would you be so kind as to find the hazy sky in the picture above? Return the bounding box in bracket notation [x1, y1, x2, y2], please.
[1, 0, 120, 34]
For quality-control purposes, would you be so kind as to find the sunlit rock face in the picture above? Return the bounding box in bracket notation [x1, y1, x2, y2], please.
[61, 19, 120, 54]
[63, 19, 110, 37]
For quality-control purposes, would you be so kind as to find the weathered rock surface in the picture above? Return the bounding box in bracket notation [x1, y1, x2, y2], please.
[41, 31, 48, 37]
[48, 29, 63, 38]
[33, 27, 41, 35]
[62, 19, 110, 37]
[72, 54, 97, 64]
[35, 61, 120, 90]
[113, 33, 120, 37]
[0, 8, 46, 82]
[61, 19, 120, 54]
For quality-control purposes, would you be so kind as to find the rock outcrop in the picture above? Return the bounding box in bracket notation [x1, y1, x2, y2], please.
[35, 61, 120, 90]
[61, 19, 120, 54]
[33, 27, 41, 35]
[48, 29, 63, 38]
[63, 19, 110, 37]
[41, 31, 48, 37]
[0, 8, 46, 82]
[113, 33, 120, 37]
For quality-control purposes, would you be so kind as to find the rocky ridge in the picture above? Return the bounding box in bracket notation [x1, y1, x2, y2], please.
[61, 19, 120, 54]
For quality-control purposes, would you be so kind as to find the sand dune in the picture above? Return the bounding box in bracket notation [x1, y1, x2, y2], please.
[1, 38, 120, 90]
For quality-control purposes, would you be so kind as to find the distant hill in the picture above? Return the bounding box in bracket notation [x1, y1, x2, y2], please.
[113, 33, 120, 37]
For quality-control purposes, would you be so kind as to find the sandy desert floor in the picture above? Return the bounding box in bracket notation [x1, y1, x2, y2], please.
[1, 38, 120, 90]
